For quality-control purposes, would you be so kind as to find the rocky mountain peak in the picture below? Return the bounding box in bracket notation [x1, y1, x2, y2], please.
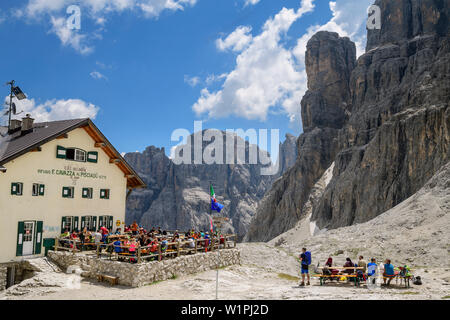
[367, 0, 450, 51]
[301, 31, 356, 132]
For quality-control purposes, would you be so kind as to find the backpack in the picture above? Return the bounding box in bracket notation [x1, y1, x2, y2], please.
[413, 276, 422, 285]
[305, 251, 312, 265]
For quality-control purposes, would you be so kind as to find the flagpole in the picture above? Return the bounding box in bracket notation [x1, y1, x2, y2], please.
[210, 181, 219, 300]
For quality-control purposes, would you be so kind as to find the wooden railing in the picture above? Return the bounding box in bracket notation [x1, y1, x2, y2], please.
[54, 234, 237, 264]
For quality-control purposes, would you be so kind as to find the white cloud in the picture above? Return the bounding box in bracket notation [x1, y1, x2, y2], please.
[90, 71, 108, 80]
[244, 0, 261, 6]
[193, 0, 315, 122]
[21, 0, 199, 54]
[193, 0, 371, 124]
[184, 75, 200, 87]
[205, 73, 228, 86]
[216, 26, 253, 52]
[6, 96, 100, 123]
[49, 15, 93, 55]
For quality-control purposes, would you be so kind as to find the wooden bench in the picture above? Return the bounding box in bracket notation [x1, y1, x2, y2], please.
[97, 274, 119, 286]
[312, 274, 362, 287]
[382, 275, 411, 288]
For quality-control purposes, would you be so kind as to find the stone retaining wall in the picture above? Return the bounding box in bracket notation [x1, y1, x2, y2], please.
[0, 266, 7, 291]
[48, 249, 240, 287]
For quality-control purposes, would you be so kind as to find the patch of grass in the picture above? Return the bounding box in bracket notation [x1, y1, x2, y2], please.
[442, 296, 450, 300]
[170, 274, 178, 280]
[278, 273, 300, 281]
[146, 280, 163, 286]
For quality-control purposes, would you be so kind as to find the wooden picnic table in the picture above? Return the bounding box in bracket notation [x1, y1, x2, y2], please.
[317, 267, 364, 270]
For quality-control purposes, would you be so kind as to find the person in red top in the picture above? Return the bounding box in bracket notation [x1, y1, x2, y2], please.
[100, 226, 109, 242]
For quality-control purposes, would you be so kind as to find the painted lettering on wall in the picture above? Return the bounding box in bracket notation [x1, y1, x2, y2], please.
[37, 165, 107, 180]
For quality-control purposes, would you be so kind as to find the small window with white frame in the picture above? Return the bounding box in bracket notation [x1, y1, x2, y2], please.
[62, 186, 74, 198]
[66, 148, 86, 162]
[82, 187, 93, 199]
[11, 182, 23, 196]
[32, 183, 39, 196]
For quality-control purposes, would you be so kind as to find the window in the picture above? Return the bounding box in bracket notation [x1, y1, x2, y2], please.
[65, 148, 86, 162]
[82, 187, 93, 199]
[98, 215, 113, 229]
[100, 189, 110, 199]
[57, 146, 98, 163]
[62, 216, 73, 232]
[32, 184, 39, 196]
[81, 216, 96, 232]
[23, 222, 34, 242]
[32, 184, 45, 196]
[62, 186, 74, 198]
[11, 183, 23, 196]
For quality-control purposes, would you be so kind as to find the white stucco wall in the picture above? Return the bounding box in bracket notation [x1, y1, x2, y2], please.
[0, 127, 128, 263]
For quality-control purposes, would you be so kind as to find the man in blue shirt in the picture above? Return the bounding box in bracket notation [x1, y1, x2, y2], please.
[299, 248, 311, 286]
[383, 259, 395, 285]
[367, 258, 378, 285]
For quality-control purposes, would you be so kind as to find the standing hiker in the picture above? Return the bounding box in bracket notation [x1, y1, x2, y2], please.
[299, 247, 311, 286]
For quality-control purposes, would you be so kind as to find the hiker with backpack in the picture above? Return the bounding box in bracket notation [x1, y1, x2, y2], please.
[299, 247, 312, 286]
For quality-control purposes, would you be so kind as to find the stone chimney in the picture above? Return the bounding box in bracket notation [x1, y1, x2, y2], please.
[21, 114, 34, 132]
[9, 119, 22, 131]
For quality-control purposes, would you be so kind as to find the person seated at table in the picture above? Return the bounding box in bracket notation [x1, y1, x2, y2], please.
[131, 221, 139, 235]
[150, 240, 159, 253]
[161, 238, 168, 252]
[113, 239, 123, 254]
[343, 258, 355, 274]
[383, 259, 395, 286]
[70, 229, 79, 240]
[60, 228, 70, 239]
[187, 237, 195, 250]
[114, 228, 122, 235]
[129, 239, 138, 254]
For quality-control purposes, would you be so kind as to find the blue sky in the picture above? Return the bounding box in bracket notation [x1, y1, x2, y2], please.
[0, 0, 372, 159]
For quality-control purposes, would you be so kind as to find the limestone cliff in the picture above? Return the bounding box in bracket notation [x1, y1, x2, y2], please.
[245, 32, 356, 241]
[125, 131, 297, 240]
[246, 0, 449, 241]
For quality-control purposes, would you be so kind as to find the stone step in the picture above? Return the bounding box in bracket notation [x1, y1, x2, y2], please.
[24, 257, 61, 273]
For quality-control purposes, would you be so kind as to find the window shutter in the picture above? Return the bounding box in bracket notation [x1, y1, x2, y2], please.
[39, 184, 45, 196]
[99, 216, 104, 228]
[62, 187, 67, 198]
[82, 188, 88, 198]
[11, 183, 17, 195]
[34, 221, 43, 255]
[61, 216, 67, 233]
[100, 189, 105, 199]
[73, 217, 79, 231]
[56, 146, 66, 159]
[81, 216, 86, 230]
[16, 221, 25, 256]
[109, 216, 113, 229]
[87, 151, 98, 163]
[92, 216, 97, 231]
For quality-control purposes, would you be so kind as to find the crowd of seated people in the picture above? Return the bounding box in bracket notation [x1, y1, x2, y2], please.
[320, 255, 411, 286]
[59, 221, 228, 263]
